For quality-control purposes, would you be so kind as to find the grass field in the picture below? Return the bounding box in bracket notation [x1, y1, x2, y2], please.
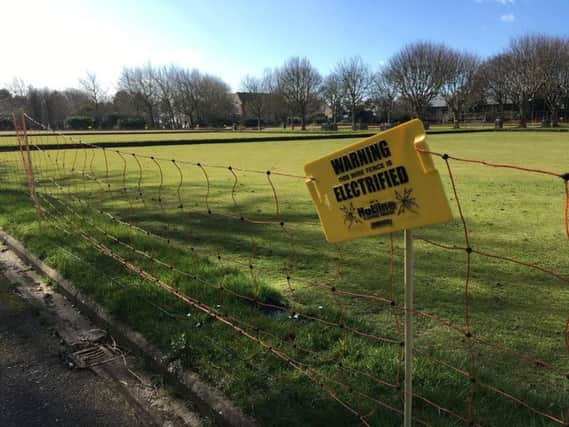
[0, 131, 568, 426]
[1, 126, 566, 149]
[0, 130, 318, 146]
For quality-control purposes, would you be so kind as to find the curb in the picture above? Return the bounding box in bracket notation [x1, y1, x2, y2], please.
[0, 230, 257, 427]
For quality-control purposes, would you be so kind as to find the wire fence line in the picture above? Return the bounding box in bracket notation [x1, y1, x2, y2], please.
[0, 112, 567, 426]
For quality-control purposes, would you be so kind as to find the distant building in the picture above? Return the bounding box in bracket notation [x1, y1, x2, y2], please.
[426, 95, 540, 124]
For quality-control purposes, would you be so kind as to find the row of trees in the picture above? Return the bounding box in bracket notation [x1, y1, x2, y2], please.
[1, 33, 568, 130]
[260, 34, 569, 130]
[0, 68, 237, 130]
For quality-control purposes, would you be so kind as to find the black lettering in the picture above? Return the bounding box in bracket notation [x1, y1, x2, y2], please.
[344, 183, 353, 199]
[350, 169, 364, 179]
[333, 186, 345, 202]
[396, 166, 409, 183]
[371, 219, 393, 229]
[356, 178, 367, 195]
[349, 153, 360, 169]
[384, 170, 393, 187]
[350, 181, 360, 197]
[365, 146, 374, 163]
[356, 148, 368, 166]
[364, 176, 376, 193]
[331, 141, 392, 175]
[379, 140, 391, 157]
[374, 172, 386, 190]
[388, 168, 400, 186]
[331, 158, 345, 175]
[369, 143, 381, 162]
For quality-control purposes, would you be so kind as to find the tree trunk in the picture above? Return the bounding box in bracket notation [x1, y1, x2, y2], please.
[415, 104, 429, 129]
[147, 104, 155, 128]
[545, 96, 560, 128]
[551, 107, 559, 127]
[452, 107, 460, 129]
[351, 104, 356, 130]
[518, 98, 527, 128]
[257, 117, 261, 130]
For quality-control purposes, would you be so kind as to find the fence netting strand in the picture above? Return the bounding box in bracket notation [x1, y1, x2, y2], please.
[0, 114, 567, 426]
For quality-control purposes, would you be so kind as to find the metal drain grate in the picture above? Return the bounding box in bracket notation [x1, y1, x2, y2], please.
[69, 344, 119, 369]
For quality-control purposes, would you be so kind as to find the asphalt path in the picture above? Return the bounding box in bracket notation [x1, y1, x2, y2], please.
[0, 266, 144, 426]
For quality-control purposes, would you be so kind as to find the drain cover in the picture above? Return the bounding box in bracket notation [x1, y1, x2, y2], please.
[70, 344, 118, 369]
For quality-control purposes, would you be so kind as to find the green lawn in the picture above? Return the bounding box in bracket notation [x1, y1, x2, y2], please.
[0, 130, 319, 146]
[0, 126, 530, 148]
[0, 131, 567, 426]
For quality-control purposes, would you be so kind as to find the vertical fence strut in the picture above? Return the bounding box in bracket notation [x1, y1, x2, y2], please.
[16, 111, 42, 230]
[404, 229, 414, 427]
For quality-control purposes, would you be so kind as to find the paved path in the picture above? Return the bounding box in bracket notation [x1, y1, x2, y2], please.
[0, 272, 143, 426]
[0, 242, 203, 427]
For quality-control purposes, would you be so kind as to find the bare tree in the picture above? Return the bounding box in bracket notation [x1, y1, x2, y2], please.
[79, 72, 106, 121]
[276, 57, 322, 130]
[197, 74, 235, 126]
[0, 89, 12, 116]
[370, 69, 398, 124]
[336, 56, 370, 130]
[154, 65, 178, 129]
[479, 54, 510, 121]
[262, 69, 288, 126]
[386, 41, 453, 126]
[111, 90, 144, 130]
[173, 68, 203, 128]
[440, 51, 481, 128]
[537, 36, 569, 126]
[240, 72, 271, 129]
[320, 72, 343, 125]
[64, 88, 91, 115]
[26, 88, 69, 129]
[9, 77, 28, 98]
[502, 35, 547, 127]
[118, 64, 159, 128]
[170, 68, 234, 128]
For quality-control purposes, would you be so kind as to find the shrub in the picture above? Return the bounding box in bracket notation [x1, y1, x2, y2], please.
[117, 117, 146, 130]
[65, 116, 94, 130]
[0, 116, 14, 130]
[241, 117, 264, 128]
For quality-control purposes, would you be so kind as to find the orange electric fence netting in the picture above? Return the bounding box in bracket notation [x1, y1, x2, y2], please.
[0, 113, 567, 426]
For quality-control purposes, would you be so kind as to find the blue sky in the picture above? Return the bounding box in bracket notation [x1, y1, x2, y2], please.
[1, 0, 568, 92]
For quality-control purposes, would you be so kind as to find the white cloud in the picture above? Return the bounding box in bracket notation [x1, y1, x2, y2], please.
[496, 0, 514, 4]
[500, 13, 515, 22]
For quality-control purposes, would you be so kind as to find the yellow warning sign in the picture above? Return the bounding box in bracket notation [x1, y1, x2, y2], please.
[305, 120, 453, 243]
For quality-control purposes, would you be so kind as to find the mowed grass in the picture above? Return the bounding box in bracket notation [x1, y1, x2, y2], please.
[0, 131, 568, 426]
[0, 126, 529, 147]
[0, 127, 384, 147]
[0, 130, 320, 146]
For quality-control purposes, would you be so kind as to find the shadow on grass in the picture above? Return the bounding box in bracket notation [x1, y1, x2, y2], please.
[2, 179, 567, 427]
